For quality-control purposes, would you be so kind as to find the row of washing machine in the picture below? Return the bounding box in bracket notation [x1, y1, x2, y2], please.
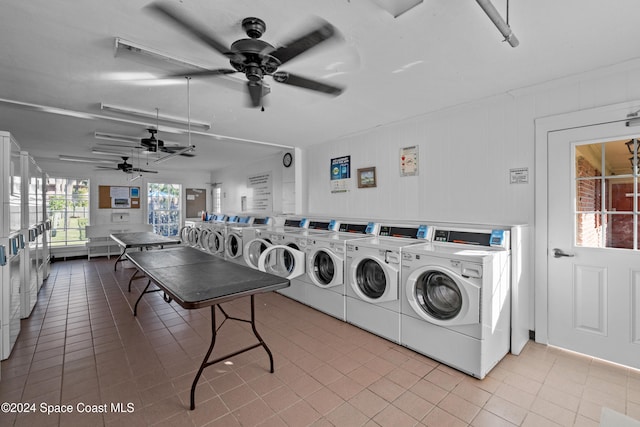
[181, 216, 511, 379]
[191, 217, 511, 379]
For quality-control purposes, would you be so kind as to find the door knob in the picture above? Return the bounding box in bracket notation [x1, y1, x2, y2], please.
[552, 248, 574, 258]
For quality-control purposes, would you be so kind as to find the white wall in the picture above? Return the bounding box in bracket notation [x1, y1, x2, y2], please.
[209, 151, 293, 216]
[304, 59, 640, 226]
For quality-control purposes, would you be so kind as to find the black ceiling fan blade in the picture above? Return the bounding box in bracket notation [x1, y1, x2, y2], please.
[147, 2, 240, 60]
[272, 71, 344, 95]
[132, 168, 159, 174]
[167, 68, 237, 78]
[270, 18, 338, 65]
[247, 81, 264, 108]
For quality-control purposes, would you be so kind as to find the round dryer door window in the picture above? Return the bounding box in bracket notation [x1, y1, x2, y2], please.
[355, 259, 386, 299]
[244, 239, 270, 268]
[227, 234, 240, 258]
[312, 250, 335, 285]
[415, 271, 462, 320]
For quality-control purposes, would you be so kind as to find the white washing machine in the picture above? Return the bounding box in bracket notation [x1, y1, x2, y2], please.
[345, 224, 433, 343]
[266, 220, 341, 303]
[224, 217, 271, 265]
[243, 217, 309, 271]
[201, 222, 225, 257]
[400, 227, 511, 379]
[304, 221, 379, 320]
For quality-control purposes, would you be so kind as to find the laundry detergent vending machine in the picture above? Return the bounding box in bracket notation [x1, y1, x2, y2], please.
[0, 131, 23, 361]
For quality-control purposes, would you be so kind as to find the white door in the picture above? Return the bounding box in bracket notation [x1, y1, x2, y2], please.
[548, 121, 640, 368]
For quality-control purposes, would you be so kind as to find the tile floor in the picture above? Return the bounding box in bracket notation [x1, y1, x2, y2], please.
[0, 257, 639, 426]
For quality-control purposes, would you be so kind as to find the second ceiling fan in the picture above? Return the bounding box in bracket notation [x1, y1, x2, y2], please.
[147, 1, 345, 107]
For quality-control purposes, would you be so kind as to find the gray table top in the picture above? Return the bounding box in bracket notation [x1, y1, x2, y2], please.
[110, 232, 182, 248]
[126, 246, 290, 309]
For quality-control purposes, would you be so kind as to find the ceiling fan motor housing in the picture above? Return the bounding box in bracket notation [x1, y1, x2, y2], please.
[242, 17, 266, 39]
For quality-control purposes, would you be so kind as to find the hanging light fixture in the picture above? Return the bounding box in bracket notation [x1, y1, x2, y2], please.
[153, 77, 196, 164]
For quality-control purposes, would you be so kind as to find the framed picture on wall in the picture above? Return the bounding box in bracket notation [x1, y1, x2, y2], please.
[357, 167, 376, 188]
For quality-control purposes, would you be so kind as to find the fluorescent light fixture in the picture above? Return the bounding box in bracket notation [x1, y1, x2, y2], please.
[114, 37, 211, 72]
[476, 0, 519, 47]
[374, 0, 423, 18]
[94, 131, 140, 144]
[626, 117, 640, 127]
[59, 155, 115, 164]
[100, 103, 211, 131]
[153, 145, 196, 164]
[91, 148, 137, 157]
[129, 174, 142, 182]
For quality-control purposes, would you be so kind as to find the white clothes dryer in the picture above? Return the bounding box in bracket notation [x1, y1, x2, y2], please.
[304, 221, 378, 320]
[258, 221, 335, 303]
[224, 217, 271, 265]
[243, 217, 309, 272]
[400, 227, 511, 379]
[345, 224, 433, 343]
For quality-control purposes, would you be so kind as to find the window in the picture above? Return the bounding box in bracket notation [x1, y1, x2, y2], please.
[148, 183, 181, 236]
[45, 178, 90, 246]
[213, 187, 222, 213]
[575, 138, 639, 249]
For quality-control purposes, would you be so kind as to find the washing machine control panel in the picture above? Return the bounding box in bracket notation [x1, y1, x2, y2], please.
[433, 228, 509, 249]
[378, 224, 432, 240]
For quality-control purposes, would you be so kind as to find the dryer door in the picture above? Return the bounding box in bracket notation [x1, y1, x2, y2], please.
[197, 228, 211, 249]
[243, 238, 272, 270]
[308, 248, 343, 288]
[405, 266, 480, 326]
[225, 232, 242, 259]
[179, 226, 191, 243]
[187, 227, 200, 247]
[349, 254, 399, 303]
[204, 230, 225, 256]
[258, 244, 305, 279]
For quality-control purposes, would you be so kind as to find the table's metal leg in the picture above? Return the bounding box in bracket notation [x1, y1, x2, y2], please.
[133, 280, 151, 316]
[127, 268, 146, 292]
[250, 295, 275, 373]
[189, 295, 275, 410]
[191, 305, 217, 410]
[114, 247, 126, 271]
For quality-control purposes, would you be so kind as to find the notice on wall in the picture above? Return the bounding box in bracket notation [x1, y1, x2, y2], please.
[110, 186, 131, 208]
[400, 145, 419, 176]
[510, 167, 529, 184]
[330, 155, 351, 193]
[247, 172, 272, 212]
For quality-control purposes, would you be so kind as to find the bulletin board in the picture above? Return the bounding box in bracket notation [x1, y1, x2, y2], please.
[98, 185, 141, 209]
[186, 188, 206, 218]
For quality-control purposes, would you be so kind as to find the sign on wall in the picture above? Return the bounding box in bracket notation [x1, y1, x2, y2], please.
[330, 155, 351, 193]
[247, 172, 272, 211]
[400, 145, 419, 176]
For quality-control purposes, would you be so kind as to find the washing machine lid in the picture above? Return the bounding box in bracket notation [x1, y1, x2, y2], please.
[308, 247, 343, 288]
[243, 238, 272, 270]
[349, 254, 399, 303]
[258, 244, 306, 279]
[405, 266, 480, 326]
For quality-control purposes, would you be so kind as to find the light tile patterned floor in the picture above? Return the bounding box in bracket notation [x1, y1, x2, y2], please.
[0, 257, 639, 426]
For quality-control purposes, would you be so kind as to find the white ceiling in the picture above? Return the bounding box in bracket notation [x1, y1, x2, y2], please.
[2, 0, 640, 175]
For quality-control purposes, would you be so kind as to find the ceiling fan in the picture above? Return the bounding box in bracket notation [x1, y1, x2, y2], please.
[140, 128, 196, 157]
[96, 157, 158, 174]
[147, 1, 345, 107]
